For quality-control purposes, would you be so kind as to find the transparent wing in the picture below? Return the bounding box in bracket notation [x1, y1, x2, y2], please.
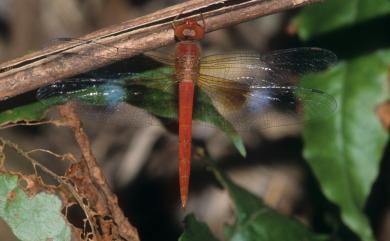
[198, 74, 336, 130]
[36, 67, 179, 126]
[144, 51, 175, 66]
[197, 48, 337, 130]
[39, 37, 181, 127]
[36, 77, 128, 106]
[45, 37, 139, 61]
[45, 37, 176, 67]
[200, 48, 337, 86]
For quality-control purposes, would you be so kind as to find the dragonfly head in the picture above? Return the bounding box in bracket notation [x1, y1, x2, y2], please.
[174, 18, 205, 41]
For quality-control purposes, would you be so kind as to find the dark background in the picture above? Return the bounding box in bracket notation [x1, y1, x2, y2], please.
[0, 1, 389, 241]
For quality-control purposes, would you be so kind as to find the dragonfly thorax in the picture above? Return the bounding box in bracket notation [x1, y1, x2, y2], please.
[175, 41, 201, 83]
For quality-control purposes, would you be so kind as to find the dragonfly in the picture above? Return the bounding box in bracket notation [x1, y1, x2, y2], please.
[37, 17, 337, 208]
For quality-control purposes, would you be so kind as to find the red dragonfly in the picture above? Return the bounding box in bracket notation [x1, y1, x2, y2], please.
[37, 18, 337, 208]
[173, 18, 204, 209]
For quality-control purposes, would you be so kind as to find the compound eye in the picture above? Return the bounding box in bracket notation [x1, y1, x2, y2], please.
[174, 19, 205, 40]
[191, 25, 204, 40]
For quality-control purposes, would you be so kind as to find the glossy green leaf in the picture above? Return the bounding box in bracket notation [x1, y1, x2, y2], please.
[0, 97, 62, 125]
[209, 165, 329, 241]
[0, 173, 71, 241]
[0, 84, 70, 125]
[126, 68, 246, 156]
[130, 85, 246, 156]
[300, 50, 390, 241]
[293, 0, 390, 40]
[179, 214, 220, 241]
[0, 67, 246, 156]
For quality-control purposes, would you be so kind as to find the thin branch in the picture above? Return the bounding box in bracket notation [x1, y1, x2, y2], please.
[0, 138, 97, 240]
[58, 104, 140, 241]
[0, 0, 320, 100]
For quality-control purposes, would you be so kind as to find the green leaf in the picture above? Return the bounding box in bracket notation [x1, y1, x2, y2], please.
[131, 86, 246, 157]
[293, 0, 390, 40]
[0, 100, 57, 125]
[0, 173, 71, 241]
[0, 67, 246, 157]
[0, 90, 69, 125]
[179, 214, 221, 241]
[300, 50, 390, 241]
[209, 165, 329, 241]
[126, 68, 246, 156]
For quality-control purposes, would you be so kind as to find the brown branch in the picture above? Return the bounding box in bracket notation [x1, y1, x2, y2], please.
[58, 104, 140, 241]
[0, 138, 95, 240]
[0, 0, 321, 100]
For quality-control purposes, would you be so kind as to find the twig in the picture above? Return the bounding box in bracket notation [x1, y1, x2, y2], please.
[0, 120, 66, 129]
[0, 0, 321, 100]
[0, 138, 97, 240]
[58, 104, 140, 241]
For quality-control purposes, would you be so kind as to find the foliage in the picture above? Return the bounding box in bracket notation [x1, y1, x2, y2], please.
[0, 67, 246, 156]
[295, 0, 390, 240]
[293, 0, 390, 40]
[179, 166, 329, 241]
[300, 51, 390, 241]
[0, 0, 389, 240]
[0, 173, 71, 241]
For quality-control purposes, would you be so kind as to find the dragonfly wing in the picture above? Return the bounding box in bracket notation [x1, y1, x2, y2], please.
[197, 73, 336, 130]
[36, 77, 128, 106]
[245, 85, 337, 128]
[200, 48, 337, 86]
[144, 51, 175, 66]
[36, 67, 179, 125]
[257, 47, 337, 74]
[46, 38, 176, 69]
[197, 48, 337, 129]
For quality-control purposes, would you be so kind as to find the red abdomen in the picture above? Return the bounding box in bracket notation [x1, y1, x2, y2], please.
[175, 41, 201, 208]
